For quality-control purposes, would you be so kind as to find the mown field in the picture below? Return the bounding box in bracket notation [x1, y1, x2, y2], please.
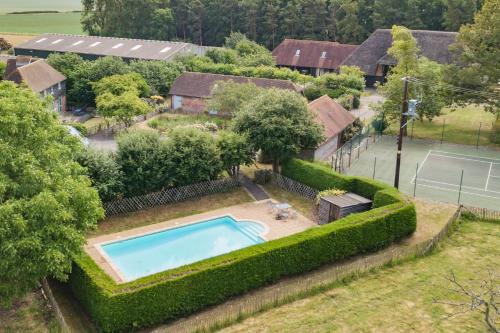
[220, 219, 499, 333]
[0, 12, 83, 35]
[0, 0, 81, 13]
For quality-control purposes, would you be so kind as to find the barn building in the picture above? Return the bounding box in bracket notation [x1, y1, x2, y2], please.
[272, 39, 358, 77]
[169, 72, 301, 115]
[13, 34, 208, 62]
[341, 29, 458, 86]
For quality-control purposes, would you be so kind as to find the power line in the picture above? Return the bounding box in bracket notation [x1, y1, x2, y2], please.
[405, 77, 500, 100]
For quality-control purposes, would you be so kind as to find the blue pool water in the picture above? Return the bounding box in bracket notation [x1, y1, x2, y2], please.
[101, 216, 265, 281]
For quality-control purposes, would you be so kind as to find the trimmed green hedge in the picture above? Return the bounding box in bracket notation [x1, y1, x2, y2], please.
[69, 159, 416, 332]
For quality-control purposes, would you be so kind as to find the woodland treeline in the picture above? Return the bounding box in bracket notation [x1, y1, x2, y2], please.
[81, 0, 483, 48]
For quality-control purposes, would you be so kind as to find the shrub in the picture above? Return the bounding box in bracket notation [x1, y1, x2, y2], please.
[491, 118, 500, 144]
[69, 159, 416, 332]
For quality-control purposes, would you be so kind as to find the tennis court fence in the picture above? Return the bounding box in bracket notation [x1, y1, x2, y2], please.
[332, 125, 381, 173]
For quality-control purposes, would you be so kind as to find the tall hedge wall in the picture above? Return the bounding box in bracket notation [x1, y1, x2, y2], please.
[69, 159, 416, 332]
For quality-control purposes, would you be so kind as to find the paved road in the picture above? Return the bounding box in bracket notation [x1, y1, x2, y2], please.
[352, 89, 384, 121]
[88, 133, 118, 152]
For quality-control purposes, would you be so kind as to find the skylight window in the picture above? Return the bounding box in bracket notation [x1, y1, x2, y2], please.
[321, 51, 327, 58]
[72, 40, 84, 46]
[89, 42, 101, 47]
[112, 43, 124, 49]
[295, 49, 301, 56]
[131, 44, 142, 51]
[160, 46, 171, 53]
[51, 39, 63, 44]
[35, 38, 47, 43]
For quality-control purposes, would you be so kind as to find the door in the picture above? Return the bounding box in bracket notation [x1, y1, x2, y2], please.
[173, 95, 183, 109]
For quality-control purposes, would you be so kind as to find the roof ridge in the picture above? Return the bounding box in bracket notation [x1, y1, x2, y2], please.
[183, 71, 295, 84]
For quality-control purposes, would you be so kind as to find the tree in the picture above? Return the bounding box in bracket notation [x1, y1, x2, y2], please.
[208, 81, 263, 116]
[377, 26, 447, 124]
[336, 0, 365, 43]
[77, 148, 124, 202]
[224, 32, 248, 49]
[0, 82, 103, 305]
[165, 128, 223, 186]
[46, 53, 85, 78]
[446, 0, 500, 116]
[205, 48, 239, 64]
[129, 60, 185, 96]
[304, 69, 365, 102]
[0, 37, 13, 52]
[217, 132, 255, 176]
[233, 89, 324, 172]
[443, 0, 478, 31]
[116, 131, 170, 197]
[93, 72, 151, 97]
[96, 91, 151, 127]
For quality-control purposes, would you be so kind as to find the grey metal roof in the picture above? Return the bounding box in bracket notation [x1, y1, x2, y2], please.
[14, 34, 208, 61]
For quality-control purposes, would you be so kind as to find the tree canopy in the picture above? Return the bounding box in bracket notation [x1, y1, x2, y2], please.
[0, 82, 103, 305]
[233, 89, 324, 172]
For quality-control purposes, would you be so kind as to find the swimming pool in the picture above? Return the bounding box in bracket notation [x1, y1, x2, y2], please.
[100, 216, 265, 281]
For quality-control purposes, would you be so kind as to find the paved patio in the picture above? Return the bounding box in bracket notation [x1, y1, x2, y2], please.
[85, 200, 317, 283]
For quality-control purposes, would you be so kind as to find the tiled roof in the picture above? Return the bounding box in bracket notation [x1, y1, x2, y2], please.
[341, 29, 458, 76]
[272, 39, 358, 70]
[308, 95, 356, 139]
[14, 33, 208, 61]
[169, 72, 301, 98]
[5, 60, 66, 93]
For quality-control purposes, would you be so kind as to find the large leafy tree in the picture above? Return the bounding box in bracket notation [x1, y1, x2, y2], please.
[233, 89, 324, 172]
[96, 91, 151, 127]
[0, 82, 103, 305]
[377, 26, 447, 124]
[129, 60, 185, 96]
[446, 0, 500, 116]
[208, 81, 263, 116]
[217, 132, 255, 176]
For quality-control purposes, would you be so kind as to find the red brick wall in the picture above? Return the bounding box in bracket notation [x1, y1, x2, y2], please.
[172, 95, 207, 114]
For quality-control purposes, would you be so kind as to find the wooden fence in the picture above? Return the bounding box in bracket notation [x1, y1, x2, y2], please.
[103, 177, 240, 216]
[271, 173, 319, 200]
[40, 279, 70, 333]
[155, 206, 463, 333]
[461, 206, 500, 221]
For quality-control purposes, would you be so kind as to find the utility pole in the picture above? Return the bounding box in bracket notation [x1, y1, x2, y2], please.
[394, 77, 409, 189]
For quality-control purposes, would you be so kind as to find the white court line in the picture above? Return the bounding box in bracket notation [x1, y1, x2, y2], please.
[410, 150, 431, 184]
[416, 183, 500, 200]
[417, 177, 500, 195]
[485, 163, 493, 191]
[430, 150, 500, 162]
[429, 153, 494, 164]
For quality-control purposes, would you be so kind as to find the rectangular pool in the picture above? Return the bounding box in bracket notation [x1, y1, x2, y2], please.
[100, 216, 265, 281]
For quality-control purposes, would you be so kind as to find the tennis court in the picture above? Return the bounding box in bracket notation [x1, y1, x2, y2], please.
[345, 136, 500, 210]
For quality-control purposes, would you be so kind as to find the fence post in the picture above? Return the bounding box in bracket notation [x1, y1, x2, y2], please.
[410, 119, 414, 140]
[440, 119, 445, 144]
[348, 143, 352, 167]
[366, 137, 369, 150]
[372, 157, 377, 179]
[476, 122, 482, 149]
[458, 170, 464, 204]
[413, 162, 418, 197]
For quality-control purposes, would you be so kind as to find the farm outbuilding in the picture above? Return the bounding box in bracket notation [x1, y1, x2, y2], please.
[13, 34, 209, 62]
[169, 72, 302, 115]
[307, 95, 356, 162]
[272, 39, 358, 77]
[341, 29, 458, 86]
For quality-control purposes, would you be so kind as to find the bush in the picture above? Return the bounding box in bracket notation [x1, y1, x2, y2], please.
[69, 159, 416, 332]
[491, 118, 500, 144]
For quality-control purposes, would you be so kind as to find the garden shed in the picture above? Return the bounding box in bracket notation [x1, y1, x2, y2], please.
[318, 193, 372, 225]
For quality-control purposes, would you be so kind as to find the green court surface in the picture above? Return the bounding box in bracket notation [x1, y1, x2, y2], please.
[345, 136, 500, 210]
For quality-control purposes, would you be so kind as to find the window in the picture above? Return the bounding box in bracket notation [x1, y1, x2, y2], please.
[52, 39, 63, 44]
[321, 51, 327, 58]
[72, 40, 84, 46]
[89, 42, 101, 47]
[112, 43, 124, 49]
[160, 46, 171, 53]
[35, 38, 47, 43]
[131, 44, 142, 51]
[295, 49, 301, 56]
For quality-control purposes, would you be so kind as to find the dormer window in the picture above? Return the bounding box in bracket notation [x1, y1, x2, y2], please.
[295, 49, 301, 56]
[112, 43, 124, 49]
[321, 51, 327, 58]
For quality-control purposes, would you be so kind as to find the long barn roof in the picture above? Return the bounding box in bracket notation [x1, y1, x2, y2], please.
[341, 29, 458, 76]
[14, 34, 208, 61]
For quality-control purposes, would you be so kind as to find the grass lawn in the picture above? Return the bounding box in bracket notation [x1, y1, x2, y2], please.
[0, 289, 61, 333]
[147, 113, 231, 133]
[387, 105, 499, 148]
[219, 219, 500, 333]
[0, 12, 83, 35]
[0, 0, 81, 13]
[91, 187, 254, 237]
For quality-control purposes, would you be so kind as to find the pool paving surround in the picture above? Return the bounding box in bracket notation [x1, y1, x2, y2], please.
[85, 200, 317, 283]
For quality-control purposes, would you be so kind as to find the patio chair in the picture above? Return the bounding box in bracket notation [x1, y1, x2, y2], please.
[267, 200, 277, 213]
